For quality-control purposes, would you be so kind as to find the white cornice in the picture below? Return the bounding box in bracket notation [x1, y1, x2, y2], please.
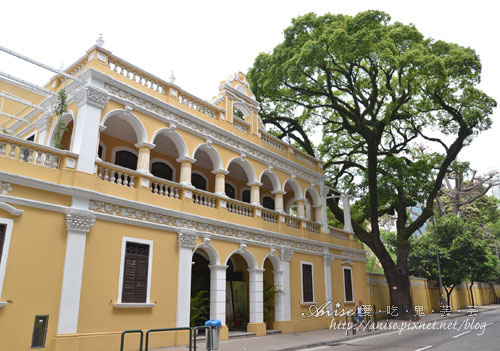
[0, 171, 364, 257]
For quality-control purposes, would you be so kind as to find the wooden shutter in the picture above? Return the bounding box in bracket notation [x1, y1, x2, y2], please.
[122, 242, 149, 303]
[0, 224, 6, 263]
[344, 268, 353, 302]
[302, 264, 313, 302]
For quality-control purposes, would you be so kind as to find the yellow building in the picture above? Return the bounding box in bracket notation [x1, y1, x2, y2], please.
[0, 41, 368, 350]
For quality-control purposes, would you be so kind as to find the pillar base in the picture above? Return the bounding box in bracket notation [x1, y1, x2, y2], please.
[247, 322, 267, 336]
[272, 320, 294, 334]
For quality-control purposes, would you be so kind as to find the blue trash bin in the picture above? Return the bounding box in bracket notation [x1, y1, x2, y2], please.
[204, 319, 221, 350]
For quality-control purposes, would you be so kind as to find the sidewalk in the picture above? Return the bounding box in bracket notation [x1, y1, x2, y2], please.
[158, 304, 500, 351]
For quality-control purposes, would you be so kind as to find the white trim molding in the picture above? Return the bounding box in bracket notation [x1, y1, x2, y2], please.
[300, 261, 316, 304]
[0, 202, 23, 216]
[342, 266, 355, 304]
[116, 236, 154, 305]
[0, 218, 14, 304]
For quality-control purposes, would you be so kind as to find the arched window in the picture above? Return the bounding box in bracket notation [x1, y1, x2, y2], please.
[225, 183, 236, 199]
[115, 150, 137, 170]
[242, 189, 251, 203]
[192, 173, 207, 191]
[262, 196, 275, 210]
[151, 162, 173, 181]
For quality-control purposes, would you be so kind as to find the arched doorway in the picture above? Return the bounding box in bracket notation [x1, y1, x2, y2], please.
[190, 251, 211, 327]
[262, 253, 284, 329]
[225, 254, 249, 330]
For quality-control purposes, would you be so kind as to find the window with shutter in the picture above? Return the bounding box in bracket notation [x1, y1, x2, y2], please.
[301, 263, 314, 303]
[0, 224, 5, 263]
[343, 267, 354, 302]
[121, 242, 149, 303]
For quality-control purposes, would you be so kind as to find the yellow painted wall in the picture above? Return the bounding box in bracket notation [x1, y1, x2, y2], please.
[0, 207, 67, 351]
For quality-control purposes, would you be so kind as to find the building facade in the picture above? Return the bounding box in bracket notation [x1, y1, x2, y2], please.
[0, 43, 368, 350]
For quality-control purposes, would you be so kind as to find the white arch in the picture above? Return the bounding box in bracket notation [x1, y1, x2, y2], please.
[224, 248, 258, 269]
[304, 186, 321, 207]
[102, 109, 147, 144]
[150, 127, 189, 159]
[283, 178, 302, 200]
[48, 111, 75, 148]
[226, 157, 258, 184]
[193, 243, 220, 265]
[192, 143, 223, 170]
[259, 170, 281, 192]
[261, 251, 282, 271]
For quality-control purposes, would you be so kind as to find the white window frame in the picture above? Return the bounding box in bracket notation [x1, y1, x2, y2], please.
[111, 146, 138, 164]
[300, 261, 316, 305]
[261, 194, 275, 210]
[115, 236, 154, 308]
[342, 266, 355, 303]
[191, 170, 209, 191]
[150, 158, 177, 182]
[98, 141, 107, 161]
[0, 218, 14, 306]
[224, 180, 237, 199]
[240, 187, 250, 203]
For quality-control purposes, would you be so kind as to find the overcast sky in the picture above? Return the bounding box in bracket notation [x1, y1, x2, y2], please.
[1, 0, 498, 173]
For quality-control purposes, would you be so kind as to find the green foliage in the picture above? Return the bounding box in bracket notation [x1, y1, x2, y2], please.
[248, 9, 496, 317]
[190, 290, 209, 327]
[263, 284, 283, 326]
[52, 120, 68, 150]
[408, 214, 499, 304]
[54, 90, 68, 117]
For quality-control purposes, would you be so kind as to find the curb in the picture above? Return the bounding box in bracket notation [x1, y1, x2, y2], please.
[274, 307, 499, 351]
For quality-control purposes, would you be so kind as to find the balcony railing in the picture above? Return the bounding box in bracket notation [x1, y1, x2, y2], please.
[149, 176, 181, 199]
[0, 134, 76, 170]
[96, 161, 137, 188]
[226, 198, 253, 217]
[192, 188, 217, 208]
[283, 214, 300, 229]
[261, 208, 278, 223]
[328, 226, 349, 240]
[303, 219, 321, 233]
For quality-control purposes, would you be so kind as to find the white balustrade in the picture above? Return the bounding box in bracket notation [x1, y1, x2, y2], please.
[97, 162, 136, 188]
[178, 93, 217, 119]
[304, 220, 320, 233]
[260, 132, 287, 152]
[0, 137, 62, 169]
[284, 214, 300, 229]
[226, 200, 253, 217]
[108, 60, 166, 94]
[150, 179, 180, 199]
[329, 226, 348, 240]
[261, 209, 278, 223]
[192, 190, 217, 208]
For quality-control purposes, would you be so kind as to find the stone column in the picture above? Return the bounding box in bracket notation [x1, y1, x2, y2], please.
[212, 169, 228, 196]
[323, 253, 334, 315]
[296, 198, 305, 218]
[320, 186, 329, 233]
[342, 195, 353, 232]
[313, 206, 322, 223]
[272, 190, 286, 212]
[176, 230, 198, 327]
[248, 268, 265, 324]
[280, 248, 293, 321]
[248, 181, 263, 206]
[56, 208, 95, 334]
[208, 264, 228, 323]
[34, 113, 52, 145]
[135, 141, 155, 173]
[73, 85, 109, 173]
[177, 156, 196, 187]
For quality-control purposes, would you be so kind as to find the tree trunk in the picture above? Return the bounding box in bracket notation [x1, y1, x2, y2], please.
[469, 281, 475, 307]
[444, 285, 455, 307]
[372, 239, 415, 320]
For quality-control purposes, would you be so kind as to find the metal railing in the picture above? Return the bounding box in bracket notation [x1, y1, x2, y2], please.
[120, 329, 144, 351]
[121, 325, 215, 351]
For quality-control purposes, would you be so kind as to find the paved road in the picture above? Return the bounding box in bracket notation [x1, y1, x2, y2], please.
[296, 308, 500, 351]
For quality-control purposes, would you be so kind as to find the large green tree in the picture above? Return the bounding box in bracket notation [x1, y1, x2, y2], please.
[248, 10, 496, 319]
